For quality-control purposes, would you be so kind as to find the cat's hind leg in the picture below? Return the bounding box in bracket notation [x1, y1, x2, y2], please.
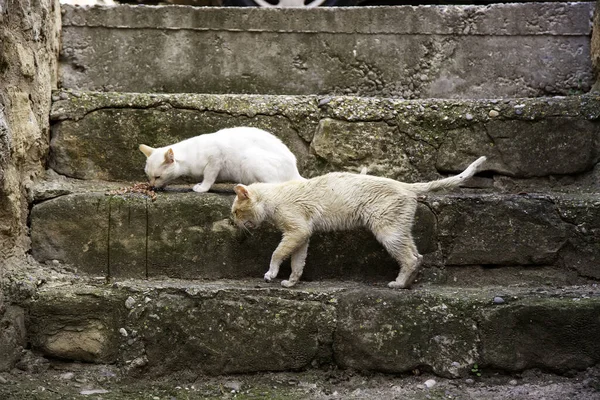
[374, 227, 422, 289]
[264, 232, 309, 284]
[281, 240, 309, 288]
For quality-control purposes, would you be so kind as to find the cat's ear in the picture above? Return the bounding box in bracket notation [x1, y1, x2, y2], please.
[234, 184, 250, 200]
[164, 148, 175, 164]
[139, 144, 154, 158]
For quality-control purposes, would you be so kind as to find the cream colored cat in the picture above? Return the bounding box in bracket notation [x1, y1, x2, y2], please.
[231, 156, 487, 289]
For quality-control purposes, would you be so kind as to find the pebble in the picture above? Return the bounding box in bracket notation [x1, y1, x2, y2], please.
[424, 379, 437, 388]
[59, 372, 75, 380]
[493, 296, 505, 304]
[465, 113, 473, 121]
[59, 92, 69, 100]
[224, 380, 242, 392]
[80, 389, 109, 395]
[0, 375, 8, 384]
[318, 98, 331, 107]
[465, 378, 475, 385]
[489, 110, 500, 118]
[51, 259, 60, 266]
[119, 328, 128, 337]
[125, 296, 136, 309]
[509, 379, 518, 386]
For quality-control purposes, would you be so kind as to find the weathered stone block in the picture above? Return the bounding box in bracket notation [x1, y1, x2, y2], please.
[136, 292, 336, 374]
[29, 189, 435, 282]
[435, 194, 569, 266]
[556, 195, 600, 279]
[50, 92, 600, 186]
[480, 297, 600, 372]
[28, 287, 124, 363]
[29, 188, 599, 283]
[334, 289, 482, 378]
[108, 195, 148, 279]
[25, 282, 600, 376]
[50, 106, 311, 182]
[437, 119, 600, 177]
[0, 305, 26, 372]
[30, 192, 109, 276]
[145, 192, 276, 280]
[59, 4, 593, 98]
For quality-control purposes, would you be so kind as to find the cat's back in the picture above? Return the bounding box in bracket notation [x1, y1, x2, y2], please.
[309, 172, 415, 199]
[213, 127, 287, 148]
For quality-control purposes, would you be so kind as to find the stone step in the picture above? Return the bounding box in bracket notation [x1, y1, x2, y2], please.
[50, 91, 600, 191]
[29, 178, 600, 284]
[26, 279, 600, 377]
[59, 3, 593, 98]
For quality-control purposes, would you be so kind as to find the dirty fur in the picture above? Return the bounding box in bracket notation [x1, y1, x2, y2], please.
[139, 127, 303, 192]
[231, 156, 487, 289]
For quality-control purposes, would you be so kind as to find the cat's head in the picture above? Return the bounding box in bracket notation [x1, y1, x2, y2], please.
[139, 144, 178, 188]
[231, 184, 265, 230]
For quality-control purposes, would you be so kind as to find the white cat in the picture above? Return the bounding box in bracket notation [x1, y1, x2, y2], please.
[231, 156, 487, 289]
[139, 127, 304, 192]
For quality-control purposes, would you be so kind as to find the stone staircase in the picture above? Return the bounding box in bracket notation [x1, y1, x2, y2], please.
[26, 2, 600, 380]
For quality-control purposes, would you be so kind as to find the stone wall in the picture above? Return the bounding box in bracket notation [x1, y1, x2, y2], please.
[0, 0, 60, 371]
[0, 0, 59, 269]
[593, 0, 600, 91]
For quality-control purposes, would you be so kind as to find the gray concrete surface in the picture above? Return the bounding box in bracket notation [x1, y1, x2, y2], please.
[59, 3, 594, 98]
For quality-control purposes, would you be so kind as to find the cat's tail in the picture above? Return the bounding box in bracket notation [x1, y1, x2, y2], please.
[407, 156, 487, 194]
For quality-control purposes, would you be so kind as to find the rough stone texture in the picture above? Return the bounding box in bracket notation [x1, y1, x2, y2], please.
[25, 281, 600, 376]
[50, 92, 600, 188]
[480, 298, 600, 372]
[592, 0, 600, 91]
[29, 188, 599, 284]
[140, 292, 336, 375]
[556, 195, 600, 279]
[30, 190, 434, 282]
[0, 303, 26, 372]
[334, 289, 482, 378]
[434, 194, 568, 266]
[59, 3, 593, 98]
[0, 0, 59, 267]
[0, 0, 60, 373]
[27, 286, 124, 363]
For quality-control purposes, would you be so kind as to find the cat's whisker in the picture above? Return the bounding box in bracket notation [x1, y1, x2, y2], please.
[240, 224, 253, 236]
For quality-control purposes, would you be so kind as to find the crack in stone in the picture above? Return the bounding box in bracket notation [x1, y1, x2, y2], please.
[107, 198, 112, 279]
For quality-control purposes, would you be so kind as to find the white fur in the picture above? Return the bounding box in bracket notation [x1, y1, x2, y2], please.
[232, 156, 487, 289]
[139, 127, 304, 192]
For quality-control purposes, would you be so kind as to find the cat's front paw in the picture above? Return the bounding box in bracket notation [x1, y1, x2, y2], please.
[281, 280, 297, 288]
[388, 280, 411, 290]
[192, 184, 209, 193]
[264, 272, 274, 283]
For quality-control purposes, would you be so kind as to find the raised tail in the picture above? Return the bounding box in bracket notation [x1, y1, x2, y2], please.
[407, 156, 487, 194]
